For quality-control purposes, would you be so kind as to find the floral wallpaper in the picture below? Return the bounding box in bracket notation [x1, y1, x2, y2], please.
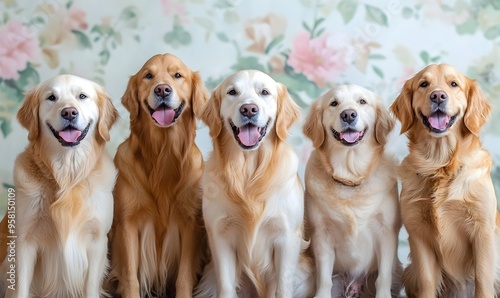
[1, 0, 500, 263]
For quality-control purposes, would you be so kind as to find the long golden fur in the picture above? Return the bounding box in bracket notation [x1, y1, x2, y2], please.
[303, 85, 402, 297]
[391, 63, 500, 297]
[0, 74, 119, 297]
[108, 53, 208, 297]
[194, 70, 314, 297]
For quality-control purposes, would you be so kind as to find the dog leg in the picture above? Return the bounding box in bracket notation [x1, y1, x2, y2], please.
[207, 226, 238, 298]
[274, 231, 301, 298]
[404, 236, 441, 298]
[85, 235, 109, 298]
[175, 222, 199, 298]
[11, 242, 36, 298]
[313, 235, 335, 298]
[113, 224, 141, 298]
[473, 230, 495, 298]
[375, 230, 397, 298]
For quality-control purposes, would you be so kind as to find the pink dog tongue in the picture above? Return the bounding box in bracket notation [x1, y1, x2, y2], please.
[428, 112, 450, 130]
[58, 128, 82, 143]
[238, 124, 260, 147]
[341, 130, 361, 143]
[152, 106, 175, 126]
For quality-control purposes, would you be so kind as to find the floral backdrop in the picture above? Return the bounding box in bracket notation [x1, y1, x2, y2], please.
[1, 0, 500, 263]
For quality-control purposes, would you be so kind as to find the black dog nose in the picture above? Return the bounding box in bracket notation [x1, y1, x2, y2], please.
[240, 104, 259, 118]
[340, 109, 357, 124]
[430, 90, 447, 104]
[154, 84, 172, 98]
[61, 107, 78, 121]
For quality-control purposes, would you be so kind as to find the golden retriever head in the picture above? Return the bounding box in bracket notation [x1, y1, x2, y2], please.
[303, 85, 394, 148]
[391, 64, 491, 137]
[122, 53, 207, 129]
[201, 70, 299, 150]
[17, 74, 118, 146]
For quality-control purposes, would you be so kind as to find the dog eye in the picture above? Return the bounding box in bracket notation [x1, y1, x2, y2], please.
[261, 89, 269, 96]
[174, 72, 182, 79]
[330, 101, 338, 107]
[359, 99, 367, 104]
[47, 94, 56, 101]
[79, 93, 87, 100]
[144, 73, 153, 79]
[227, 89, 238, 96]
[419, 81, 428, 88]
[451, 81, 458, 87]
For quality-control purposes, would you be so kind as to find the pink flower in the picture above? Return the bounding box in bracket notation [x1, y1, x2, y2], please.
[288, 31, 348, 88]
[160, 0, 186, 16]
[67, 6, 88, 31]
[0, 21, 40, 80]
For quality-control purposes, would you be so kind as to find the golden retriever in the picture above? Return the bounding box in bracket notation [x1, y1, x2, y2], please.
[108, 53, 208, 298]
[303, 85, 402, 297]
[0, 74, 118, 297]
[390, 63, 500, 297]
[194, 70, 314, 297]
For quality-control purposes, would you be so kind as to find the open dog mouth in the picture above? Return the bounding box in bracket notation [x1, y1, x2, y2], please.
[331, 128, 366, 146]
[48, 122, 90, 147]
[147, 102, 184, 127]
[229, 119, 270, 150]
[421, 111, 458, 134]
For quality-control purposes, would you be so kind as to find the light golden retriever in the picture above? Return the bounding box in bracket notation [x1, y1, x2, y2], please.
[108, 53, 208, 297]
[194, 70, 314, 297]
[391, 63, 500, 297]
[0, 74, 118, 297]
[303, 85, 402, 297]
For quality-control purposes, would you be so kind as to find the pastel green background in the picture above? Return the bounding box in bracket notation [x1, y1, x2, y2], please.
[1, 0, 499, 264]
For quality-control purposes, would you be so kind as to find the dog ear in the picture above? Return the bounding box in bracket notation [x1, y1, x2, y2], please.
[95, 85, 119, 143]
[464, 78, 491, 136]
[190, 71, 209, 119]
[275, 83, 300, 141]
[201, 87, 222, 138]
[374, 103, 395, 145]
[121, 75, 140, 126]
[302, 98, 325, 148]
[390, 78, 415, 134]
[17, 87, 41, 142]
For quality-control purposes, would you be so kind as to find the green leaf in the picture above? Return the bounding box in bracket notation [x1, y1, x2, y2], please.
[119, 6, 139, 29]
[430, 56, 441, 62]
[0, 119, 12, 137]
[99, 49, 110, 65]
[420, 51, 430, 64]
[372, 65, 384, 78]
[369, 54, 385, 59]
[265, 34, 284, 54]
[133, 35, 141, 42]
[313, 17, 325, 31]
[231, 56, 266, 72]
[338, 0, 358, 24]
[72, 30, 92, 49]
[16, 63, 40, 91]
[302, 21, 312, 34]
[2, 183, 14, 189]
[402, 7, 414, 18]
[492, 0, 500, 10]
[113, 31, 123, 45]
[164, 25, 192, 47]
[216, 32, 229, 42]
[365, 4, 388, 26]
[66, 1, 73, 9]
[456, 18, 478, 35]
[484, 25, 500, 40]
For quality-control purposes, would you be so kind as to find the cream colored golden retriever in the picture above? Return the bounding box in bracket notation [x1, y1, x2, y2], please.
[303, 85, 402, 298]
[108, 53, 208, 298]
[194, 70, 314, 297]
[391, 63, 500, 297]
[0, 74, 118, 297]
